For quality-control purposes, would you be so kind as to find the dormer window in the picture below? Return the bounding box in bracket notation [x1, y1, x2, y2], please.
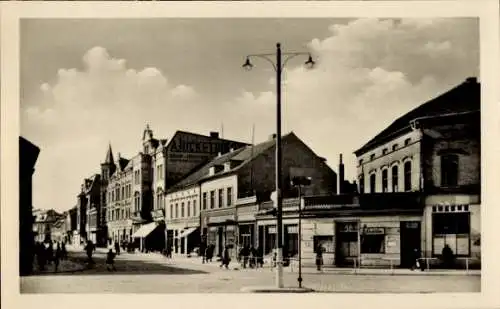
[370, 154, 376, 161]
[224, 162, 231, 172]
[392, 144, 398, 151]
[208, 167, 215, 176]
[359, 159, 363, 166]
[404, 138, 411, 146]
[382, 148, 388, 155]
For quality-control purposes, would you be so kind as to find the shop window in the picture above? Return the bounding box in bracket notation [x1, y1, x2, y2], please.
[441, 154, 459, 187]
[392, 165, 398, 192]
[382, 169, 388, 192]
[404, 161, 412, 191]
[370, 173, 376, 193]
[432, 212, 470, 256]
[313, 235, 334, 254]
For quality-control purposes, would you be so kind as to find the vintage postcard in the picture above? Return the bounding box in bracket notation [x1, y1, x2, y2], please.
[1, 1, 499, 309]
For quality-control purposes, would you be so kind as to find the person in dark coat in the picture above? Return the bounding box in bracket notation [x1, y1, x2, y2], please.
[106, 249, 117, 271]
[256, 246, 264, 268]
[36, 242, 46, 271]
[85, 240, 95, 264]
[249, 246, 257, 268]
[316, 243, 324, 271]
[114, 241, 120, 256]
[61, 241, 67, 260]
[220, 246, 231, 269]
[54, 243, 62, 272]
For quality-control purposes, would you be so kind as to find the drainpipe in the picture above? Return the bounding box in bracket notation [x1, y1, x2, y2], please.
[411, 119, 426, 259]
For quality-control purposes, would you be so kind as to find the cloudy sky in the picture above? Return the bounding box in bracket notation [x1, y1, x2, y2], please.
[20, 18, 479, 212]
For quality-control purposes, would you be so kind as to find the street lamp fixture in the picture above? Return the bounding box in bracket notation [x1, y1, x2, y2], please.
[242, 43, 315, 289]
[291, 176, 312, 288]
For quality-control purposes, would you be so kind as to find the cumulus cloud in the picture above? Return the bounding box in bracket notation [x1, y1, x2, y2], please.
[239, 18, 478, 181]
[22, 18, 478, 211]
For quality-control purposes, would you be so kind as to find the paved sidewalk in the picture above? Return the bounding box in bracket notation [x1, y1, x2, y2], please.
[31, 259, 85, 275]
[114, 251, 480, 276]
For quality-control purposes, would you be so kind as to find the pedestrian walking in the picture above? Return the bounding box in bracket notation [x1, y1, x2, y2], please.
[61, 241, 68, 260]
[85, 240, 95, 264]
[106, 249, 117, 271]
[316, 243, 324, 271]
[114, 241, 121, 256]
[256, 246, 264, 268]
[220, 246, 231, 269]
[54, 243, 62, 272]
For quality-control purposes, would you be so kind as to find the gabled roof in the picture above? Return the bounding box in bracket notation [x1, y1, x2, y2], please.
[82, 174, 100, 194]
[354, 77, 480, 156]
[167, 147, 247, 192]
[118, 157, 130, 171]
[167, 132, 295, 193]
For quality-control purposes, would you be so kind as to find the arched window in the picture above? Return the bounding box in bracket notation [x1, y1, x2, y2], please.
[404, 161, 412, 191]
[392, 165, 399, 192]
[370, 173, 376, 193]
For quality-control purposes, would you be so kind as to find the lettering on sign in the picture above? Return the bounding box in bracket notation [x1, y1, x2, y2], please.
[338, 222, 358, 233]
[363, 227, 385, 235]
[403, 222, 420, 229]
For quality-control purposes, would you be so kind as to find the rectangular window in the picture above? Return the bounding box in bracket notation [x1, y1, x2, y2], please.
[370, 174, 376, 193]
[382, 169, 388, 192]
[121, 187, 125, 200]
[181, 203, 185, 217]
[392, 165, 398, 192]
[175, 204, 179, 218]
[227, 187, 233, 206]
[170, 204, 173, 219]
[218, 189, 224, 208]
[193, 200, 197, 217]
[441, 154, 459, 187]
[187, 201, 191, 217]
[359, 175, 364, 194]
[203, 193, 207, 210]
[361, 234, 385, 254]
[210, 191, 215, 209]
[404, 161, 412, 191]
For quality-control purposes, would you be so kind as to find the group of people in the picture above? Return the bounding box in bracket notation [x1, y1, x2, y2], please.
[35, 240, 67, 272]
[238, 245, 264, 269]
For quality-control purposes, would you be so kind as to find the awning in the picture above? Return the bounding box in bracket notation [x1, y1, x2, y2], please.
[178, 227, 197, 238]
[132, 222, 158, 238]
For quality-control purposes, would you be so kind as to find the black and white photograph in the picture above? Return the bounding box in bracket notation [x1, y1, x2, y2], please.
[1, 0, 500, 307]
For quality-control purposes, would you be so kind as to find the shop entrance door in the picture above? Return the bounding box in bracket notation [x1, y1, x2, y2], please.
[217, 227, 224, 257]
[400, 221, 421, 268]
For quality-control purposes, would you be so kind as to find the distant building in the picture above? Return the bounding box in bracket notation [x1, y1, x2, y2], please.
[33, 209, 64, 243]
[19, 137, 40, 276]
[75, 175, 102, 246]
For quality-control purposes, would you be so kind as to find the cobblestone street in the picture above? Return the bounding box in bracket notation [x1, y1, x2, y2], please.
[20, 250, 480, 293]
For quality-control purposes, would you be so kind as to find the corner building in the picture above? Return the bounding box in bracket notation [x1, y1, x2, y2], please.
[300, 77, 481, 269]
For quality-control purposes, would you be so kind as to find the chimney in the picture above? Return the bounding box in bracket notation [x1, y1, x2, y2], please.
[338, 153, 345, 194]
[210, 132, 219, 139]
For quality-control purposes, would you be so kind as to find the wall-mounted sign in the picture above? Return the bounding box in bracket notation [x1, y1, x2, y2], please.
[363, 227, 385, 235]
[337, 222, 358, 233]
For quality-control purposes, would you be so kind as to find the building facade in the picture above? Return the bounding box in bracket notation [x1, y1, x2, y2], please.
[192, 132, 338, 260]
[75, 175, 102, 246]
[297, 77, 481, 269]
[19, 137, 40, 275]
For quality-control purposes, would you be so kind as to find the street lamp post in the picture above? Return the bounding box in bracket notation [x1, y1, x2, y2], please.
[243, 43, 315, 289]
[292, 176, 312, 288]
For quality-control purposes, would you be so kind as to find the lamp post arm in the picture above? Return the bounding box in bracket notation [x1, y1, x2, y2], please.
[245, 54, 278, 72]
[281, 52, 311, 71]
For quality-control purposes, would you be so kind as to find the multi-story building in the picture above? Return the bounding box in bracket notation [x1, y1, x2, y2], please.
[32, 209, 63, 243]
[165, 132, 338, 259]
[102, 125, 248, 252]
[75, 174, 101, 246]
[19, 137, 40, 275]
[299, 77, 480, 268]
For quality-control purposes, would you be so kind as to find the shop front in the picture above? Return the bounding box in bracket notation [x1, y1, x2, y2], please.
[207, 219, 237, 258]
